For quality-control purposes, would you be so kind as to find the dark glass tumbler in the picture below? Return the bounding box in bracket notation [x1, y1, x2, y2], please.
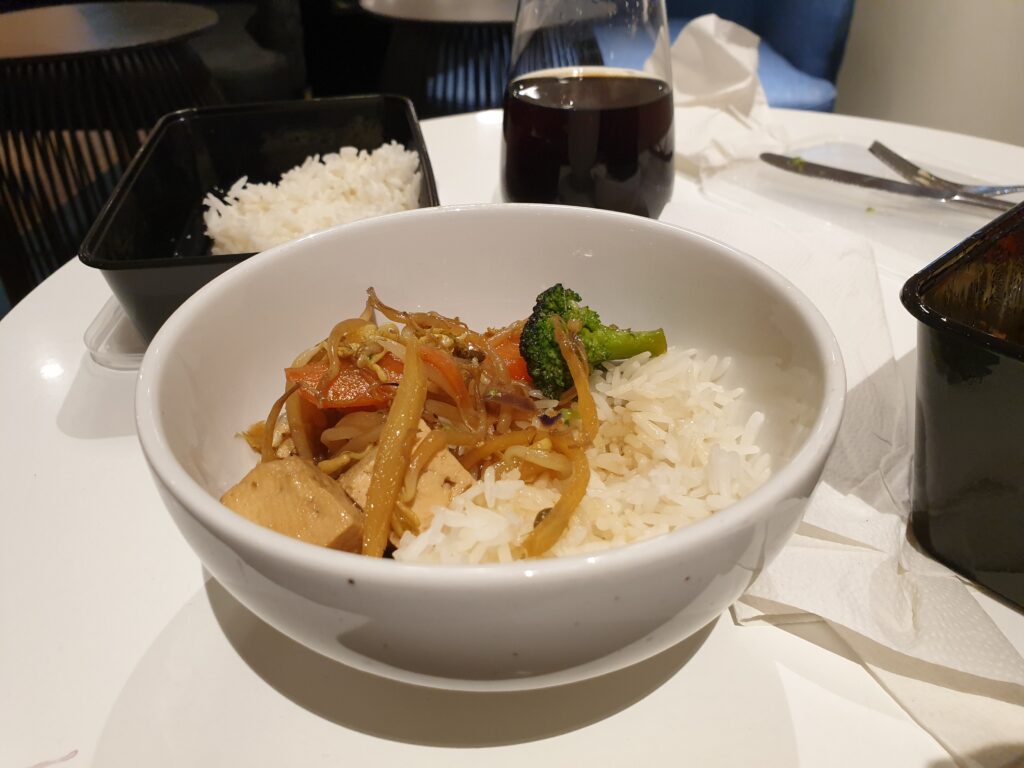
[501, 0, 675, 219]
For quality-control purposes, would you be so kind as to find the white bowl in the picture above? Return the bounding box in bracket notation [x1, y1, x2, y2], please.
[136, 204, 845, 691]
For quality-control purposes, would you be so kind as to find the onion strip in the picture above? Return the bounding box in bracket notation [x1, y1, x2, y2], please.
[552, 316, 598, 446]
[285, 389, 315, 461]
[424, 398, 461, 423]
[369, 287, 470, 336]
[320, 411, 386, 446]
[318, 446, 371, 476]
[358, 296, 376, 323]
[420, 354, 463, 405]
[402, 429, 449, 502]
[334, 425, 384, 456]
[401, 428, 480, 502]
[503, 444, 572, 477]
[291, 343, 325, 369]
[487, 319, 525, 347]
[517, 436, 590, 557]
[392, 501, 420, 538]
[260, 382, 300, 462]
[491, 456, 546, 483]
[496, 404, 512, 435]
[460, 428, 537, 471]
[380, 340, 477, 424]
[361, 338, 428, 557]
[470, 332, 510, 386]
[318, 318, 372, 395]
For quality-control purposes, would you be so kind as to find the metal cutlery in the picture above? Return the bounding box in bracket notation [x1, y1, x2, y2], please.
[868, 141, 1024, 198]
[759, 152, 1015, 213]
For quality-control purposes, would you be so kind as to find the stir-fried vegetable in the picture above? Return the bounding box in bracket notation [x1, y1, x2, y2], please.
[227, 285, 665, 560]
[520, 284, 667, 399]
[286, 356, 402, 410]
[362, 337, 429, 557]
[492, 332, 532, 384]
[517, 435, 590, 558]
[260, 382, 300, 462]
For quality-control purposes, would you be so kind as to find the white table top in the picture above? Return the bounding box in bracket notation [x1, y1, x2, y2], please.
[3, 107, 1023, 767]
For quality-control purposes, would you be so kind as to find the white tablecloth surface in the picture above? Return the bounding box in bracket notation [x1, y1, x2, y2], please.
[2, 107, 1022, 767]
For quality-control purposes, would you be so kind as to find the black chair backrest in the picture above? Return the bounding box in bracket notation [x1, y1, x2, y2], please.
[0, 4, 223, 306]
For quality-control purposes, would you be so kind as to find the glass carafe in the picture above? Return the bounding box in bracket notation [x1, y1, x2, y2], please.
[501, 0, 675, 218]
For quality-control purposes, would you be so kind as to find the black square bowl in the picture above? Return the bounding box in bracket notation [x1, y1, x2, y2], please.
[901, 201, 1024, 608]
[78, 95, 439, 340]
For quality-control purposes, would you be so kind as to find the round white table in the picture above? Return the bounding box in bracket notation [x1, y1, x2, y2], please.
[2, 108, 1022, 767]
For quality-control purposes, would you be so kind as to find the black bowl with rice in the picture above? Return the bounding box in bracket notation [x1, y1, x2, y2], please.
[79, 94, 438, 340]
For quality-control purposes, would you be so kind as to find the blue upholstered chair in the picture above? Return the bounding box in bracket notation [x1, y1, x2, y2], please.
[665, 0, 854, 111]
[380, 0, 854, 117]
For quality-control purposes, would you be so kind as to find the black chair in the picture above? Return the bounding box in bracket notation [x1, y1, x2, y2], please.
[187, 0, 307, 103]
[376, 0, 855, 118]
[665, 0, 856, 112]
[0, 1, 223, 311]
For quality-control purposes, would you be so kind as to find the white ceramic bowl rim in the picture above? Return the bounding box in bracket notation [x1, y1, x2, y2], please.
[136, 203, 846, 588]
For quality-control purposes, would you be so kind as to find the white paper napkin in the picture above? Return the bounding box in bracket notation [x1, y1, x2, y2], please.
[691, 165, 1024, 768]
[653, 14, 787, 175]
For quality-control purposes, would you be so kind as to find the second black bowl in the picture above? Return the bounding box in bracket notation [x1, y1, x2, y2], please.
[79, 94, 439, 340]
[901, 201, 1024, 608]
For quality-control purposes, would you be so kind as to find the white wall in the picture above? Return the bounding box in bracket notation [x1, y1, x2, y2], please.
[835, 0, 1024, 147]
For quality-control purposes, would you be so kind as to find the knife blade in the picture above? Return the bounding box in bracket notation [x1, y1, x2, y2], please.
[759, 153, 1014, 212]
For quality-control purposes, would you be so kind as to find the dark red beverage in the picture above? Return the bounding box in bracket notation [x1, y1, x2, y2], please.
[501, 70, 674, 218]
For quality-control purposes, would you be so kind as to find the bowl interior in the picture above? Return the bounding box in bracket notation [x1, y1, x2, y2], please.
[143, 204, 836, 539]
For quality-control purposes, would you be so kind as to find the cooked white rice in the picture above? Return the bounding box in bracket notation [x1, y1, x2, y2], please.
[203, 141, 421, 255]
[392, 347, 771, 564]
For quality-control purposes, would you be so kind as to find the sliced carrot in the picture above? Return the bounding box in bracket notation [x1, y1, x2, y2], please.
[418, 344, 470, 407]
[286, 346, 474, 411]
[493, 335, 532, 384]
[285, 354, 402, 410]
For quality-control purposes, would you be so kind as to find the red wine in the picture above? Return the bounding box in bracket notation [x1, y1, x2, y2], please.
[501, 70, 674, 218]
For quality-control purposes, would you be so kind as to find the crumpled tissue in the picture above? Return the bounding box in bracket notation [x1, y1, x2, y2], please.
[653, 14, 787, 175]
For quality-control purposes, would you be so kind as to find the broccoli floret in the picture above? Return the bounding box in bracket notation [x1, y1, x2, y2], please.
[519, 284, 667, 399]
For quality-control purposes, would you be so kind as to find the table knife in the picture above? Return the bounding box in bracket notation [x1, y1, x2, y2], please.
[759, 152, 1014, 212]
